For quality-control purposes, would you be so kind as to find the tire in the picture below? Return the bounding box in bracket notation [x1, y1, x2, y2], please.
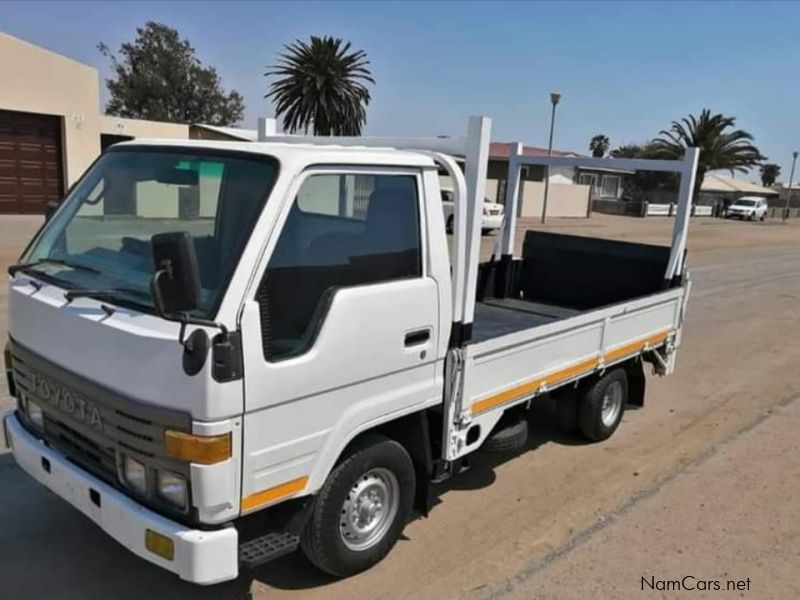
[760, 214, 765, 222]
[578, 368, 628, 442]
[483, 416, 529, 452]
[446, 215, 454, 233]
[300, 435, 415, 577]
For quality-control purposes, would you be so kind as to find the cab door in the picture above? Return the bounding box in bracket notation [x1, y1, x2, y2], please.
[237, 166, 440, 510]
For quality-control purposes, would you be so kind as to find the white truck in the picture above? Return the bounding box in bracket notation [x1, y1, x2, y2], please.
[3, 116, 698, 585]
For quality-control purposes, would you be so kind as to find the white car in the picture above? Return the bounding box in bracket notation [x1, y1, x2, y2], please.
[441, 187, 504, 233]
[726, 196, 768, 221]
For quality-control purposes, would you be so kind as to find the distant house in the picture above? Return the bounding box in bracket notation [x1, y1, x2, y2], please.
[575, 165, 634, 201]
[440, 142, 590, 218]
[485, 142, 581, 203]
[698, 174, 780, 207]
[767, 182, 800, 208]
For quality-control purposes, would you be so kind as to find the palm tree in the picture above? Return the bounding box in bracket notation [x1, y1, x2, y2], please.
[651, 109, 764, 194]
[610, 143, 649, 159]
[760, 163, 781, 187]
[266, 36, 374, 135]
[589, 134, 610, 158]
[610, 143, 675, 199]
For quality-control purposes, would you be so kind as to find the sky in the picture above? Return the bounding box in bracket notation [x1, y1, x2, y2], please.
[3, 0, 800, 180]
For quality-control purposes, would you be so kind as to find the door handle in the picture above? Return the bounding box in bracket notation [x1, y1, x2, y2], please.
[404, 328, 431, 347]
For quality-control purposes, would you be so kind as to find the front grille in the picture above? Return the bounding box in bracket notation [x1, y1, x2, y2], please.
[9, 339, 193, 512]
[44, 414, 118, 483]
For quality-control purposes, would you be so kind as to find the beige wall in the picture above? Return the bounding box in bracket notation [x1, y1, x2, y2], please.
[99, 115, 189, 140]
[438, 174, 589, 218]
[0, 32, 101, 187]
[519, 181, 590, 218]
[0, 32, 193, 195]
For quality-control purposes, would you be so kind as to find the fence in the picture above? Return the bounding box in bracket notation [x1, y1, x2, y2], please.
[646, 203, 713, 217]
[592, 200, 713, 218]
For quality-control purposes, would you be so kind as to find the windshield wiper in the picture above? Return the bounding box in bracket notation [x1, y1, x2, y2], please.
[64, 287, 151, 303]
[8, 257, 101, 277]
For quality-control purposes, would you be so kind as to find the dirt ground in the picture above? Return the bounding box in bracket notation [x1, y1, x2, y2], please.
[1, 214, 799, 599]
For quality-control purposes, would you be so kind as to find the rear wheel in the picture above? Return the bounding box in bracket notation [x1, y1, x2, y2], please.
[301, 435, 415, 577]
[446, 215, 454, 233]
[578, 368, 628, 442]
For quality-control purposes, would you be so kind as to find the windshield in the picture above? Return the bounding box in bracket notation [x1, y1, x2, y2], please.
[733, 199, 757, 207]
[23, 147, 278, 318]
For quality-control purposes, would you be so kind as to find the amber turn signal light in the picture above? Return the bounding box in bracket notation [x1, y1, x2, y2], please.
[164, 430, 231, 465]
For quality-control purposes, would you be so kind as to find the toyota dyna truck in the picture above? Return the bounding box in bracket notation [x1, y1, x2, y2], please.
[3, 116, 698, 584]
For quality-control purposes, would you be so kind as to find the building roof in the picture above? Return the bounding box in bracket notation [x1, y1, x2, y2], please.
[489, 141, 584, 159]
[488, 142, 635, 174]
[700, 173, 779, 196]
[191, 123, 258, 141]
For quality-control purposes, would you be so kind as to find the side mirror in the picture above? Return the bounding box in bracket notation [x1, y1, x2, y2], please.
[44, 201, 60, 222]
[150, 232, 202, 315]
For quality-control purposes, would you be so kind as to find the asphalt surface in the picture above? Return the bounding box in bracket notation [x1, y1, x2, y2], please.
[1, 215, 799, 599]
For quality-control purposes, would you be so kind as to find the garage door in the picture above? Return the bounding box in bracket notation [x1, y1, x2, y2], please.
[0, 110, 64, 214]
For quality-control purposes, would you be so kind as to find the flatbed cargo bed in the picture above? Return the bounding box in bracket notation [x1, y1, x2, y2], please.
[472, 299, 578, 342]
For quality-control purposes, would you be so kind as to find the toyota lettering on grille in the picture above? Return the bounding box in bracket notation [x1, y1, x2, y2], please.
[29, 371, 103, 430]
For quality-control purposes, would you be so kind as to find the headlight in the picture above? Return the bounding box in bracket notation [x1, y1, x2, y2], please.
[123, 455, 147, 494]
[26, 399, 44, 429]
[156, 470, 187, 509]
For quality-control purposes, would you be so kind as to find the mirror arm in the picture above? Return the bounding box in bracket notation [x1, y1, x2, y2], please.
[151, 268, 229, 347]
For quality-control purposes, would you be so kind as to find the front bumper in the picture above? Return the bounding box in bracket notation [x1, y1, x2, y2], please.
[4, 412, 239, 585]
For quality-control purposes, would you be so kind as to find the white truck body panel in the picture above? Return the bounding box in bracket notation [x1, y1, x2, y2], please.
[445, 287, 685, 459]
[240, 278, 443, 503]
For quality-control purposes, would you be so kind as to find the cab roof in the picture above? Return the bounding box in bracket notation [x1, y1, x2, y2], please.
[113, 138, 439, 169]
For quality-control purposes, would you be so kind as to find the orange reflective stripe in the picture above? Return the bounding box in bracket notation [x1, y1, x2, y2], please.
[471, 330, 673, 415]
[472, 356, 599, 415]
[241, 476, 308, 511]
[603, 330, 671, 363]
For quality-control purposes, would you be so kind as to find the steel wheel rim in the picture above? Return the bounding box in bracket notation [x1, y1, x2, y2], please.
[601, 381, 623, 427]
[339, 467, 399, 552]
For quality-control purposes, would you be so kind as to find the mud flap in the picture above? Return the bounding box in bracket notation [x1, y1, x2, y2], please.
[626, 359, 646, 408]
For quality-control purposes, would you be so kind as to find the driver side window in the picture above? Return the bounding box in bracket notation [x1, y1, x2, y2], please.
[257, 171, 422, 361]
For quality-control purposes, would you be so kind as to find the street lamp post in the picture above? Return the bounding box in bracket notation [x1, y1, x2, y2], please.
[541, 92, 561, 224]
[784, 151, 798, 222]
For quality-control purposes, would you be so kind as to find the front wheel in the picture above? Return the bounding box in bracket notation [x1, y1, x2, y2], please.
[300, 435, 415, 577]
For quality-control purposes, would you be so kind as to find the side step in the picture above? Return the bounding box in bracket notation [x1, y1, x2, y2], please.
[431, 457, 471, 484]
[239, 532, 300, 569]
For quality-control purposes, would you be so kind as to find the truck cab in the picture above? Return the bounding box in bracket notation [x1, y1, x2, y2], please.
[4, 139, 454, 583]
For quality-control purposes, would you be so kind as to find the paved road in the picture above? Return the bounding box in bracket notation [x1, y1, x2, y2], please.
[1, 216, 799, 599]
